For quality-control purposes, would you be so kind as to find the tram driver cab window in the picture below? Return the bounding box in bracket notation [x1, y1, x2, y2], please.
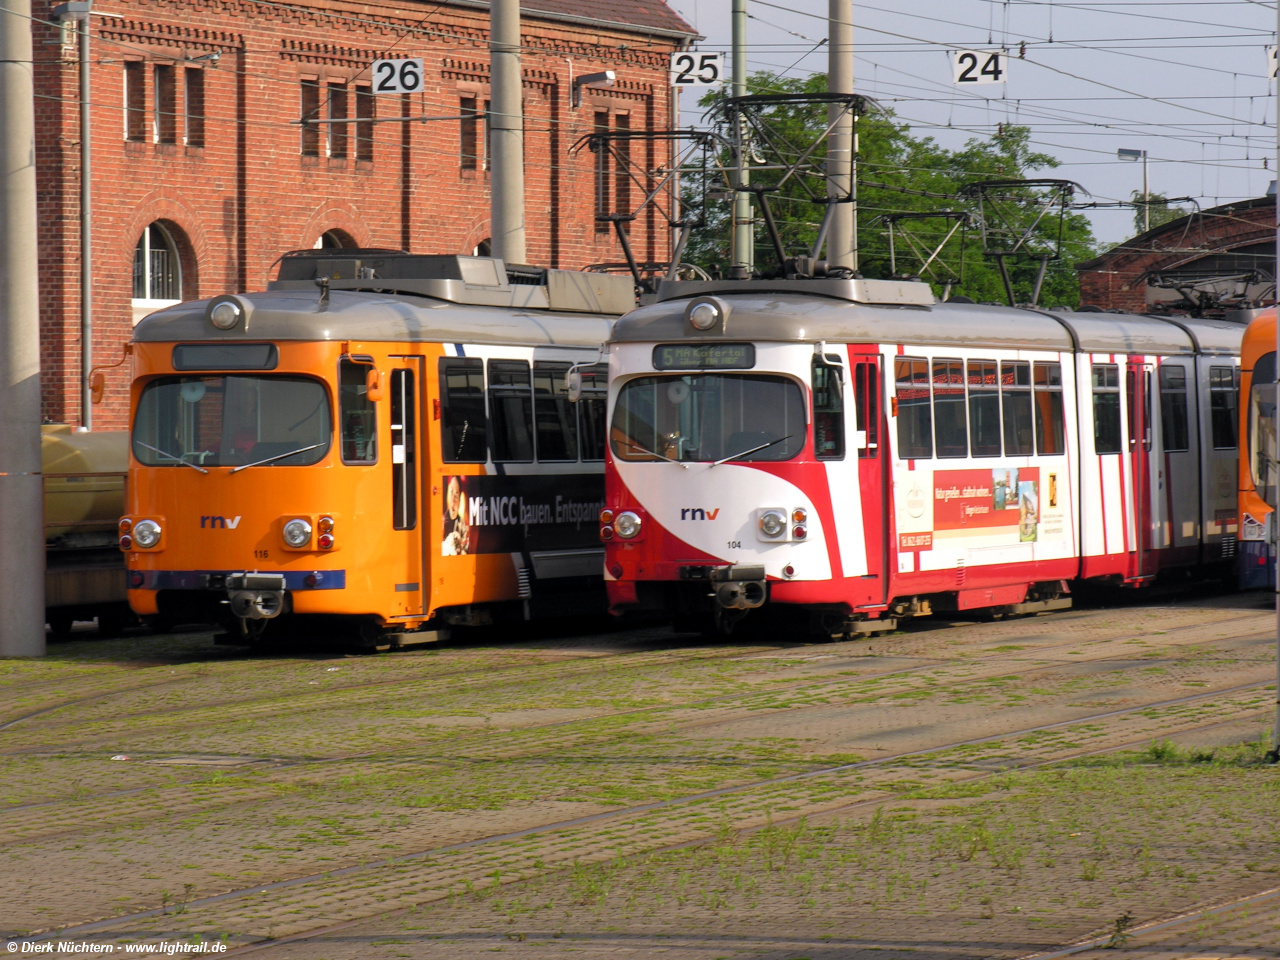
[339, 359, 377, 463]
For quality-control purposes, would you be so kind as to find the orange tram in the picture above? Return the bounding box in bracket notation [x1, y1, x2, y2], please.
[1239, 307, 1278, 589]
[121, 251, 632, 646]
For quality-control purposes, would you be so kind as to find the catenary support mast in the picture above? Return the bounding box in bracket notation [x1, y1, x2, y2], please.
[827, 0, 855, 270]
[0, 0, 47, 656]
[731, 0, 752, 276]
[490, 0, 527, 264]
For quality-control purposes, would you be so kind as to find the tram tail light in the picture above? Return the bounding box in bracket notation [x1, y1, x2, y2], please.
[600, 526, 614, 541]
[793, 524, 808, 540]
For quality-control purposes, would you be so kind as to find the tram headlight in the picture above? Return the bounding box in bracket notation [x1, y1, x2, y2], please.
[132, 519, 162, 548]
[614, 511, 642, 539]
[759, 510, 787, 538]
[689, 302, 719, 330]
[209, 300, 242, 330]
[283, 518, 313, 548]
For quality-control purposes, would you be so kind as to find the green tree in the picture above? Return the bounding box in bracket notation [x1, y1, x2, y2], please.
[680, 70, 1097, 306]
[1132, 192, 1190, 235]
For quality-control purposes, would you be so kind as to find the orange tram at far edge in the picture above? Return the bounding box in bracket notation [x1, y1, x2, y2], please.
[120, 251, 631, 646]
[1238, 307, 1278, 589]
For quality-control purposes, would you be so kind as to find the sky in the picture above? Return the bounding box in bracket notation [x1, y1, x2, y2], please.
[665, 0, 1279, 248]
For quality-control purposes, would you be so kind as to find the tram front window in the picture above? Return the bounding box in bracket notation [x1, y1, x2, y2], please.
[611, 374, 805, 463]
[133, 375, 331, 468]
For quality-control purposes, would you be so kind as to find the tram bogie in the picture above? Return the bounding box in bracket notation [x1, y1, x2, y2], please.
[123, 251, 629, 644]
[599, 276, 1245, 634]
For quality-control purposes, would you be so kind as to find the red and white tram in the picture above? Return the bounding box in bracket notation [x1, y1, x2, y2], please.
[597, 277, 1243, 635]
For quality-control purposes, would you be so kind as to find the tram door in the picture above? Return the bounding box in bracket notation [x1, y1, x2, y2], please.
[388, 358, 426, 617]
[852, 353, 888, 604]
[1125, 361, 1157, 580]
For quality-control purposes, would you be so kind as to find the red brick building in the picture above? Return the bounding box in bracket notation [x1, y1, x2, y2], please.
[33, 0, 696, 429]
[1077, 195, 1276, 317]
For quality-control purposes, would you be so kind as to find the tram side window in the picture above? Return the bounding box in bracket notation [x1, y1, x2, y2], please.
[488, 359, 534, 462]
[533, 361, 577, 461]
[338, 360, 377, 463]
[895, 357, 932, 460]
[967, 360, 1001, 457]
[812, 360, 845, 460]
[439, 358, 487, 463]
[1159, 364, 1190, 452]
[578, 364, 608, 461]
[390, 369, 417, 531]
[933, 358, 966, 458]
[1033, 362, 1065, 456]
[1001, 360, 1034, 456]
[1092, 363, 1121, 454]
[1209, 365, 1238, 449]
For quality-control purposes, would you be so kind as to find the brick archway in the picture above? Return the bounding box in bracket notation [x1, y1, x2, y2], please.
[124, 191, 210, 301]
[300, 203, 373, 254]
[1077, 196, 1276, 313]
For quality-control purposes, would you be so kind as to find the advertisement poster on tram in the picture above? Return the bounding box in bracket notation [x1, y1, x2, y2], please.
[897, 466, 1066, 553]
[441, 475, 603, 556]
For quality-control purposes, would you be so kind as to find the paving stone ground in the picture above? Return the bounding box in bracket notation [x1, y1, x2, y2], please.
[1, 593, 1277, 958]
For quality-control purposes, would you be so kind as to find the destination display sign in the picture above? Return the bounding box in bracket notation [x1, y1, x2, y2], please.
[652, 343, 755, 370]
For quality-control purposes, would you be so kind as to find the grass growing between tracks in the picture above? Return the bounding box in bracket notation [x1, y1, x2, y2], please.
[395, 739, 1280, 953]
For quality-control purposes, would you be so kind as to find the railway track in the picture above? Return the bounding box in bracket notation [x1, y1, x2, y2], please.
[0, 604, 1267, 838]
[5, 668, 1273, 942]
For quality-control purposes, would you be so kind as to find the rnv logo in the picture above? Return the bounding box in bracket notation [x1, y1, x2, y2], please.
[680, 508, 720, 520]
[201, 515, 242, 529]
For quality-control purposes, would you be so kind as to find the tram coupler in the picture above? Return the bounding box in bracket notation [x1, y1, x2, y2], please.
[226, 572, 290, 620]
[709, 564, 768, 611]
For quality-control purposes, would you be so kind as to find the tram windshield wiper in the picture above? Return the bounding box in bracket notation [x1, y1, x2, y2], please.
[618, 438, 688, 468]
[229, 443, 325, 474]
[133, 440, 210, 474]
[711, 434, 794, 467]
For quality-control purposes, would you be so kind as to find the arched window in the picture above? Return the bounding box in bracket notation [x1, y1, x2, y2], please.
[132, 222, 183, 323]
[473, 238, 491, 257]
[314, 230, 350, 250]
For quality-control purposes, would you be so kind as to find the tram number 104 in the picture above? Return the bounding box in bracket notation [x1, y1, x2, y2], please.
[950, 50, 1007, 85]
[372, 58, 425, 95]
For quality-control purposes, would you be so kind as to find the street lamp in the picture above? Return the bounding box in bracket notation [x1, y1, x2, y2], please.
[571, 70, 616, 108]
[1118, 147, 1149, 233]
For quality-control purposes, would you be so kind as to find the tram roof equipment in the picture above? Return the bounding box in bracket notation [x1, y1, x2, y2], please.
[611, 277, 1244, 357]
[134, 252, 629, 348]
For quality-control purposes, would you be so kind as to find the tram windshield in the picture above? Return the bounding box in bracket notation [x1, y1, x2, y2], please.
[133, 375, 331, 469]
[611, 374, 805, 463]
[1250, 351, 1278, 508]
